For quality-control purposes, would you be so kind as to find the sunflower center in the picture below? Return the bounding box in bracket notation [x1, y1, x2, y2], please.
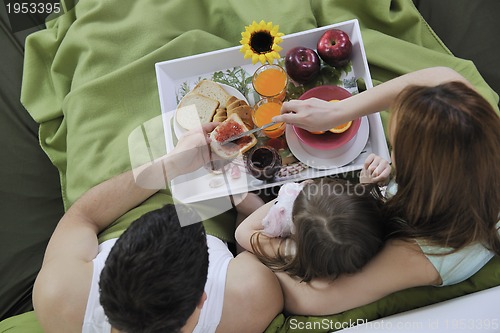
[250, 31, 273, 54]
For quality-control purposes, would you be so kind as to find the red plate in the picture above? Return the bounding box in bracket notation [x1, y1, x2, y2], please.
[293, 85, 360, 151]
[298, 85, 352, 101]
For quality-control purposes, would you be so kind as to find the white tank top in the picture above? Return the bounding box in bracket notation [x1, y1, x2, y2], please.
[82, 235, 233, 333]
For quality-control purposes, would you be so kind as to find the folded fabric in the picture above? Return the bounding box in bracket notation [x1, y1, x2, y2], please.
[21, 0, 498, 230]
[16, 0, 500, 332]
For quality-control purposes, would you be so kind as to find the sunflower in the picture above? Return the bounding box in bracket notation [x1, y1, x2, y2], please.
[240, 20, 284, 65]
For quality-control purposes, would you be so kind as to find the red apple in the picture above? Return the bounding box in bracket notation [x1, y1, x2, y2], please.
[317, 29, 352, 67]
[284, 47, 321, 84]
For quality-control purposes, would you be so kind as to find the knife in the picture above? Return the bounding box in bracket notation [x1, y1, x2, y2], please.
[220, 121, 277, 145]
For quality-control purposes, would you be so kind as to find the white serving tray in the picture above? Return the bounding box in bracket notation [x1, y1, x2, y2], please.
[155, 19, 390, 205]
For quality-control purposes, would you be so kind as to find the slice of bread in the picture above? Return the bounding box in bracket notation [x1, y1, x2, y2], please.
[213, 108, 227, 123]
[228, 105, 254, 128]
[226, 96, 239, 107]
[227, 98, 247, 111]
[176, 93, 219, 130]
[192, 80, 232, 109]
[210, 113, 257, 159]
[232, 105, 252, 119]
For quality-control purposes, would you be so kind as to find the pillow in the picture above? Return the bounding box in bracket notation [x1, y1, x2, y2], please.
[264, 256, 500, 332]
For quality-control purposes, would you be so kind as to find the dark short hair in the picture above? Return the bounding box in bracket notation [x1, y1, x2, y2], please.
[99, 204, 208, 333]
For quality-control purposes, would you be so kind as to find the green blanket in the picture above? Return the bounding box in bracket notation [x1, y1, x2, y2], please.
[10, 0, 499, 332]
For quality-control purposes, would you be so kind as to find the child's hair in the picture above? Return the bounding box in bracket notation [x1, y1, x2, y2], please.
[251, 178, 384, 282]
[385, 82, 500, 255]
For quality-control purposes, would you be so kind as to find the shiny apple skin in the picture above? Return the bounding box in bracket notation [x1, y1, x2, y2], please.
[285, 46, 321, 84]
[317, 29, 352, 67]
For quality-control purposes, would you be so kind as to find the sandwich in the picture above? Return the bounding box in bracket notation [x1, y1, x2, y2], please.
[210, 113, 257, 159]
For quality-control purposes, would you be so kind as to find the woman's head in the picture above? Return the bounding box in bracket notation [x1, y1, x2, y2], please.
[387, 81, 500, 252]
[252, 178, 384, 282]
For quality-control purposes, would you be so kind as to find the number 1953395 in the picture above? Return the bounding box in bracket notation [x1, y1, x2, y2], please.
[6, 2, 61, 15]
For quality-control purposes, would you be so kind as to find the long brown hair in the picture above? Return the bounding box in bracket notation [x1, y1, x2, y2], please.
[385, 81, 500, 254]
[251, 178, 384, 282]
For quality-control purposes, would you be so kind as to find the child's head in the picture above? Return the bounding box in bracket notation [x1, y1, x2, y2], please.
[253, 178, 384, 282]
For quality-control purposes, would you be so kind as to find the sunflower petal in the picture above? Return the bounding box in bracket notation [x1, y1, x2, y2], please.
[265, 52, 275, 63]
[259, 54, 266, 64]
[251, 54, 260, 64]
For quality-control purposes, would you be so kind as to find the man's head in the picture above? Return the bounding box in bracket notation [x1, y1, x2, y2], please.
[99, 204, 209, 333]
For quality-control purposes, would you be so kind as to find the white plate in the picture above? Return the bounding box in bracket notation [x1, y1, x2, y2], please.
[286, 116, 370, 169]
[173, 83, 249, 140]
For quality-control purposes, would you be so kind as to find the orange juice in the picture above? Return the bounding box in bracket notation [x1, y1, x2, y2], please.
[252, 65, 287, 100]
[253, 98, 285, 138]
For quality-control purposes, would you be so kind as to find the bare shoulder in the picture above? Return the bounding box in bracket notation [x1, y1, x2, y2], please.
[275, 239, 440, 316]
[217, 252, 283, 333]
[376, 238, 441, 285]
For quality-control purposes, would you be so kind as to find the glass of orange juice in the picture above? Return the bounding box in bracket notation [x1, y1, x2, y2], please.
[252, 64, 288, 101]
[252, 98, 285, 138]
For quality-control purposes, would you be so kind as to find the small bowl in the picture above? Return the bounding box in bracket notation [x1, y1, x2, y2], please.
[294, 85, 360, 158]
[246, 146, 282, 181]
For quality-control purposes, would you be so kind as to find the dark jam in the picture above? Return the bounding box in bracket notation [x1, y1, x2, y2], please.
[246, 146, 282, 181]
[250, 148, 273, 168]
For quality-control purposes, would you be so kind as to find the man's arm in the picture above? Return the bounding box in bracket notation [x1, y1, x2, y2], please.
[33, 123, 218, 333]
[33, 166, 160, 332]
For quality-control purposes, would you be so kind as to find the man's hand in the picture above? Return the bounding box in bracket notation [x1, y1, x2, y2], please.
[168, 122, 219, 177]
